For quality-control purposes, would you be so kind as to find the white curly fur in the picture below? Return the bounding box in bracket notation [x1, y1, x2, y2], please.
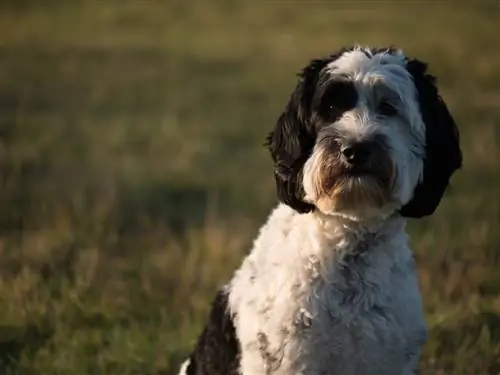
[228, 204, 427, 375]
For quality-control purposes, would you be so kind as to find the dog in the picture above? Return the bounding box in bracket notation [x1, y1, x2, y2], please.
[178, 46, 462, 375]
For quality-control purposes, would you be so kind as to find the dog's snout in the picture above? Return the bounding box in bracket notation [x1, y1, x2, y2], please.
[341, 141, 375, 165]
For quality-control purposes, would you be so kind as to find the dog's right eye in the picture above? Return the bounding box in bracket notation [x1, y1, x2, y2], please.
[318, 81, 358, 122]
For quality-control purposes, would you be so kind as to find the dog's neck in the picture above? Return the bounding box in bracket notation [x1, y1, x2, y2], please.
[314, 209, 404, 236]
[301, 208, 406, 262]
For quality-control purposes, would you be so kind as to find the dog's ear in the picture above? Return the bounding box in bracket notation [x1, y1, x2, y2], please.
[400, 59, 462, 218]
[266, 58, 332, 213]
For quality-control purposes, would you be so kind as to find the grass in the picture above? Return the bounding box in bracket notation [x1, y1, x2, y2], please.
[0, 1, 499, 374]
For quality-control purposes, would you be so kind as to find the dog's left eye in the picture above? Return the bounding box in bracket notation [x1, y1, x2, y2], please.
[378, 101, 398, 116]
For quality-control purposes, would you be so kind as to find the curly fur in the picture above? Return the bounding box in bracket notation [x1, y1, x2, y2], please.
[179, 45, 462, 375]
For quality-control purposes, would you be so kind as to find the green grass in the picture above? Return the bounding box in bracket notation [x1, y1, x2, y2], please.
[0, 2, 499, 374]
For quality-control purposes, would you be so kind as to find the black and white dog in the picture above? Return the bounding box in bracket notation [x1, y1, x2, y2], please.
[179, 46, 462, 375]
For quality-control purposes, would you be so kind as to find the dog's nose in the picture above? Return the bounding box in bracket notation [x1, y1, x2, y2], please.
[341, 142, 374, 165]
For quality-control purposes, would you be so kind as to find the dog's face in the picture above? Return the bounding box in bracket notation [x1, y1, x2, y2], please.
[267, 46, 462, 220]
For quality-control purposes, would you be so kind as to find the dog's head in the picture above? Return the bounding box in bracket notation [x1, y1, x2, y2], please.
[266, 46, 462, 220]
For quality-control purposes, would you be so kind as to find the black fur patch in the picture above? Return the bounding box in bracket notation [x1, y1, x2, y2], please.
[185, 290, 240, 375]
[266, 48, 357, 213]
[400, 58, 462, 218]
[317, 80, 358, 123]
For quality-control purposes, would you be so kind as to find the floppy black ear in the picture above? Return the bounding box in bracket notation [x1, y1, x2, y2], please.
[400, 59, 462, 218]
[266, 57, 332, 213]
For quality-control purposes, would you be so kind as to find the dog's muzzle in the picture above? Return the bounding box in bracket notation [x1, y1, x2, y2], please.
[311, 134, 396, 203]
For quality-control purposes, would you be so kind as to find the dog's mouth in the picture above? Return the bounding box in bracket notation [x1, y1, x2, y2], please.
[308, 152, 396, 213]
[323, 160, 392, 189]
[318, 171, 393, 214]
[341, 165, 391, 185]
[343, 165, 376, 177]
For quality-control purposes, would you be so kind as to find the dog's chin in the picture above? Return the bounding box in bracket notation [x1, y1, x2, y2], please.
[313, 172, 395, 220]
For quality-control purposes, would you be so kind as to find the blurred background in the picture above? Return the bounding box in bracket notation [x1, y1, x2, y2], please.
[0, 2, 499, 374]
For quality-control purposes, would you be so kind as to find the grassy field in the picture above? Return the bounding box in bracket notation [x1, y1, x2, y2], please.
[0, 2, 499, 374]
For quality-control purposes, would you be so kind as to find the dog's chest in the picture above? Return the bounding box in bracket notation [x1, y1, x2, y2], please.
[230, 242, 421, 375]
[285, 264, 406, 375]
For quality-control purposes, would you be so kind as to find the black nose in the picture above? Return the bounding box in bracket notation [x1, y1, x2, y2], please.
[341, 142, 373, 165]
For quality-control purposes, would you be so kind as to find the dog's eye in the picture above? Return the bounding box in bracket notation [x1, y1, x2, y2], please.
[318, 81, 358, 122]
[378, 101, 397, 116]
[322, 103, 345, 123]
